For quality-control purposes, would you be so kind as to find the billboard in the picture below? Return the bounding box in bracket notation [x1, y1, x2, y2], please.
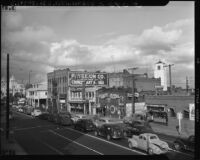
[68, 72, 108, 87]
[189, 103, 195, 121]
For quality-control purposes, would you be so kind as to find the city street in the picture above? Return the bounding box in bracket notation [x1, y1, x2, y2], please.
[4, 111, 194, 159]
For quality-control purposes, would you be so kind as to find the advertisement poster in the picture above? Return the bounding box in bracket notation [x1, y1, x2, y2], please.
[69, 72, 108, 86]
[126, 103, 132, 117]
[189, 103, 195, 121]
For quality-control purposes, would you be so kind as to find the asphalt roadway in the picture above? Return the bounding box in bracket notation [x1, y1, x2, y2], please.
[6, 111, 194, 159]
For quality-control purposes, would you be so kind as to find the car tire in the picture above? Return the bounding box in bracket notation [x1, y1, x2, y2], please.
[148, 148, 154, 155]
[174, 142, 182, 151]
[128, 142, 133, 149]
[107, 134, 111, 141]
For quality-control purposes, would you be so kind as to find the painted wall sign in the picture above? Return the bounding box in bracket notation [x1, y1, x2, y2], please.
[69, 72, 108, 86]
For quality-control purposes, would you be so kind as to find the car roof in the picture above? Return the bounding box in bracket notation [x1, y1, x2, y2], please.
[140, 133, 157, 137]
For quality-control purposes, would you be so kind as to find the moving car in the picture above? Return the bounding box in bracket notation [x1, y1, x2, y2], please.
[173, 135, 194, 152]
[94, 123, 123, 141]
[74, 118, 96, 132]
[71, 114, 87, 124]
[128, 133, 169, 155]
[31, 109, 42, 117]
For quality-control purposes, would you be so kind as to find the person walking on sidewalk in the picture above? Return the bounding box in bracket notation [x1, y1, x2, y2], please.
[165, 112, 168, 126]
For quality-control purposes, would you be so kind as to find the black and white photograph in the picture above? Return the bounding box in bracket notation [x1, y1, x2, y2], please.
[1, 1, 195, 159]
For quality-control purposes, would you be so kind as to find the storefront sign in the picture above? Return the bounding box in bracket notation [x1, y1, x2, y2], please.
[69, 72, 108, 86]
[189, 103, 195, 121]
[60, 100, 65, 103]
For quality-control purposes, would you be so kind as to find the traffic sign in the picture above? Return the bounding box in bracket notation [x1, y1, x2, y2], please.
[177, 112, 183, 120]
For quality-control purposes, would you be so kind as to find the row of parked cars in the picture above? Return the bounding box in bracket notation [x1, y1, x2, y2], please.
[34, 111, 172, 155]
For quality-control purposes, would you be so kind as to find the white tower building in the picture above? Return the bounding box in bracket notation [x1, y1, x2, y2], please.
[154, 60, 168, 91]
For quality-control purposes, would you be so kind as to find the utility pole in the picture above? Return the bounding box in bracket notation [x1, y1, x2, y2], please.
[186, 76, 189, 94]
[164, 64, 174, 95]
[128, 67, 138, 114]
[6, 53, 10, 140]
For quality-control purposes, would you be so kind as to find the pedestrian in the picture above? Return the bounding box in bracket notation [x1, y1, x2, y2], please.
[176, 125, 180, 135]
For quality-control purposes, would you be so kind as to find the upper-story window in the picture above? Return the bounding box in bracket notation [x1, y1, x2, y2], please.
[157, 65, 161, 70]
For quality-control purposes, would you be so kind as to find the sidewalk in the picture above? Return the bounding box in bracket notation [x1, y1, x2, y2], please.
[150, 117, 194, 138]
[1, 114, 27, 155]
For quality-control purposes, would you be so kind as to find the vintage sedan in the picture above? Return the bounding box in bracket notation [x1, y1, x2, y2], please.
[57, 112, 73, 126]
[38, 112, 50, 120]
[94, 117, 123, 128]
[94, 123, 123, 141]
[115, 123, 140, 137]
[173, 135, 194, 152]
[31, 109, 42, 117]
[128, 133, 169, 155]
[74, 118, 96, 132]
[71, 114, 87, 124]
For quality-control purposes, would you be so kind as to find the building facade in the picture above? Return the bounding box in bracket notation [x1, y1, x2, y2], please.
[26, 82, 48, 109]
[47, 69, 108, 115]
[109, 71, 161, 92]
[1, 76, 25, 97]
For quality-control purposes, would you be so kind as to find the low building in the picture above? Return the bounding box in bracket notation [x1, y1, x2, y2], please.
[26, 82, 47, 109]
[145, 95, 195, 119]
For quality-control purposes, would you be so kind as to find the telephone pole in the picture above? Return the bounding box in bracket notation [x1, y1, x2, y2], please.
[128, 67, 138, 114]
[6, 53, 10, 140]
[186, 76, 189, 94]
[164, 64, 174, 95]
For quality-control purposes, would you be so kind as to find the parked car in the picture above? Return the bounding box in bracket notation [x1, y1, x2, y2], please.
[94, 123, 123, 141]
[31, 109, 42, 117]
[173, 135, 194, 152]
[48, 113, 55, 122]
[130, 120, 154, 134]
[57, 112, 73, 125]
[74, 118, 96, 132]
[9, 111, 14, 120]
[94, 117, 123, 128]
[128, 133, 169, 155]
[38, 112, 50, 120]
[18, 107, 23, 113]
[115, 123, 141, 137]
[71, 114, 87, 124]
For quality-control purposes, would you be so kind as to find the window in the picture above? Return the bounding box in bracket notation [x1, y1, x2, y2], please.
[157, 66, 161, 70]
[45, 92, 47, 95]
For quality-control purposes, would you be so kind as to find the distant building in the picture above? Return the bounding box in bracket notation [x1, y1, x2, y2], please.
[26, 82, 47, 109]
[109, 70, 161, 92]
[1, 76, 25, 97]
[154, 60, 168, 91]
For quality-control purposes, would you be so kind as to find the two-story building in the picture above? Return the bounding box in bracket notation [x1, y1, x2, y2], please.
[47, 69, 108, 115]
[26, 82, 48, 109]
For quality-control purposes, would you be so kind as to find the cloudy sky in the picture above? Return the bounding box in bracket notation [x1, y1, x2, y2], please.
[1, 2, 194, 88]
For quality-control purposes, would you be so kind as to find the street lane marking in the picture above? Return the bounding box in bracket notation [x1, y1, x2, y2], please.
[42, 141, 64, 155]
[49, 130, 103, 155]
[169, 149, 194, 157]
[58, 127, 147, 155]
[13, 125, 55, 131]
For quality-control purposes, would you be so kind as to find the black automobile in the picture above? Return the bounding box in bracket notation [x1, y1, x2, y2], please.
[57, 112, 73, 126]
[116, 123, 140, 138]
[94, 123, 123, 141]
[74, 118, 95, 132]
[173, 135, 194, 152]
[38, 112, 50, 120]
[130, 120, 154, 134]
